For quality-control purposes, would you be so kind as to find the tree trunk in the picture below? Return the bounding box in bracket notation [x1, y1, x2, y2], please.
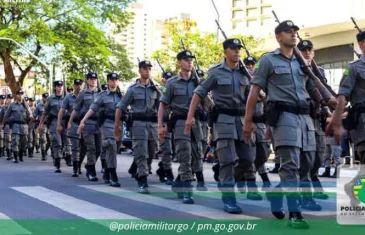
[1, 49, 19, 94]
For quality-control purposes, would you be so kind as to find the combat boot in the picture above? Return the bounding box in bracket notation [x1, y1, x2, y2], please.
[260, 173, 272, 190]
[246, 179, 263, 200]
[156, 162, 167, 183]
[195, 171, 208, 191]
[103, 168, 111, 184]
[101, 159, 107, 174]
[219, 183, 242, 214]
[13, 152, 19, 163]
[64, 154, 72, 166]
[330, 167, 338, 178]
[0, 148, 3, 157]
[236, 176, 246, 194]
[182, 181, 194, 204]
[266, 185, 285, 220]
[54, 158, 61, 173]
[212, 161, 220, 182]
[319, 167, 331, 177]
[36, 146, 40, 153]
[165, 169, 175, 185]
[86, 165, 98, 182]
[269, 163, 280, 174]
[128, 161, 137, 178]
[137, 176, 150, 194]
[109, 168, 121, 187]
[28, 147, 33, 158]
[41, 150, 47, 161]
[19, 151, 23, 162]
[6, 149, 12, 160]
[288, 212, 309, 229]
[71, 161, 79, 177]
[171, 175, 183, 198]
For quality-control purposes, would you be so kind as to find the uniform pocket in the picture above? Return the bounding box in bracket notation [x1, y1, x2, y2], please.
[272, 67, 292, 85]
[217, 78, 232, 94]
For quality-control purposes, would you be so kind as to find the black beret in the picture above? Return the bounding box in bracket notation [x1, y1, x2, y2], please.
[275, 20, 299, 34]
[176, 50, 195, 60]
[244, 56, 257, 64]
[86, 72, 98, 79]
[54, 81, 64, 86]
[74, 79, 83, 85]
[223, 38, 243, 50]
[297, 40, 313, 51]
[107, 73, 119, 80]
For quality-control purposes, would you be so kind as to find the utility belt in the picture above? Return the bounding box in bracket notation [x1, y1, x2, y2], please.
[132, 115, 157, 123]
[9, 121, 27, 129]
[46, 114, 57, 127]
[167, 113, 199, 133]
[252, 116, 265, 124]
[267, 102, 310, 127]
[98, 114, 115, 126]
[208, 107, 245, 127]
[345, 104, 365, 130]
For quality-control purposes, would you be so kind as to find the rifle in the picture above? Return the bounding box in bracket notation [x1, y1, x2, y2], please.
[240, 38, 251, 57]
[156, 59, 166, 74]
[215, 20, 253, 81]
[349, 44, 361, 59]
[351, 17, 362, 33]
[62, 72, 67, 96]
[271, 11, 333, 102]
[180, 39, 201, 82]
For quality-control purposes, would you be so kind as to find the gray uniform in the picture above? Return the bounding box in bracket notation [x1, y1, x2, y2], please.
[33, 102, 47, 151]
[252, 49, 317, 212]
[194, 60, 254, 189]
[160, 87, 173, 171]
[117, 80, 159, 178]
[5, 102, 31, 154]
[90, 90, 122, 168]
[74, 88, 102, 166]
[0, 104, 5, 150]
[27, 105, 36, 150]
[44, 95, 64, 159]
[161, 75, 203, 182]
[1, 105, 12, 152]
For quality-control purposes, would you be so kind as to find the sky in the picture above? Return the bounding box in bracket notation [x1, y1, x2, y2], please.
[139, 0, 231, 33]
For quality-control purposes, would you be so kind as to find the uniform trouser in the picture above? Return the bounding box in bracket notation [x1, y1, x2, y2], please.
[70, 137, 86, 162]
[34, 131, 40, 148]
[62, 134, 72, 155]
[215, 138, 254, 186]
[39, 132, 47, 151]
[50, 131, 63, 159]
[0, 130, 4, 148]
[311, 134, 326, 192]
[84, 132, 101, 166]
[324, 144, 342, 167]
[273, 149, 280, 164]
[27, 129, 35, 148]
[12, 134, 27, 152]
[161, 135, 172, 170]
[133, 139, 156, 177]
[4, 132, 11, 150]
[248, 141, 270, 178]
[103, 138, 117, 168]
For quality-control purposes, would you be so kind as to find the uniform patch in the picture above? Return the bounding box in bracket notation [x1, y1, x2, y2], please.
[255, 61, 260, 69]
[162, 87, 167, 94]
[343, 68, 349, 76]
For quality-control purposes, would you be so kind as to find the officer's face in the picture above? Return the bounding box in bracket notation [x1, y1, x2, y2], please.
[107, 78, 119, 89]
[224, 47, 241, 63]
[359, 40, 365, 54]
[139, 66, 151, 79]
[73, 84, 82, 93]
[87, 77, 97, 88]
[55, 85, 63, 94]
[245, 62, 255, 73]
[0, 99, 4, 104]
[178, 58, 193, 72]
[6, 98, 13, 104]
[277, 28, 297, 47]
[42, 97, 47, 103]
[300, 47, 315, 62]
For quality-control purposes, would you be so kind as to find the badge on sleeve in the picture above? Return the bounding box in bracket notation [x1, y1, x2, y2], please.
[343, 68, 349, 76]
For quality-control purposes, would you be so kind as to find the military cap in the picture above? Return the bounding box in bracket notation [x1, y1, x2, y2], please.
[357, 31, 365, 42]
[67, 87, 73, 92]
[42, 93, 49, 98]
[162, 71, 174, 80]
[107, 72, 119, 80]
[138, 60, 153, 68]
[177, 50, 195, 60]
[297, 40, 313, 51]
[7, 94, 13, 99]
[275, 20, 299, 35]
[86, 72, 98, 79]
[101, 84, 108, 91]
[0, 95, 6, 99]
[54, 80, 64, 86]
[74, 79, 83, 85]
[244, 56, 257, 65]
[223, 38, 243, 50]
[28, 98, 35, 102]
[196, 69, 205, 76]
[16, 88, 24, 95]
[24, 97, 29, 101]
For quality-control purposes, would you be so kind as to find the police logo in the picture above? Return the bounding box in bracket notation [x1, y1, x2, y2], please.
[287, 21, 293, 26]
[248, 57, 253, 60]
[112, 73, 117, 78]
[92, 73, 96, 78]
[303, 41, 308, 46]
[145, 61, 150, 65]
[233, 39, 239, 44]
[186, 51, 191, 56]
[167, 72, 172, 76]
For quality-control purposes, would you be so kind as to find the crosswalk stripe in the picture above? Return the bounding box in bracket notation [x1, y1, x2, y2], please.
[152, 184, 336, 217]
[0, 212, 31, 235]
[12, 186, 140, 222]
[80, 185, 260, 220]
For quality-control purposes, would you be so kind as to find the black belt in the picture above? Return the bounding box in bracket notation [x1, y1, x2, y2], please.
[275, 103, 310, 115]
[133, 116, 157, 122]
[214, 108, 245, 116]
[89, 116, 99, 121]
[104, 116, 115, 121]
[253, 116, 265, 123]
[13, 121, 27, 124]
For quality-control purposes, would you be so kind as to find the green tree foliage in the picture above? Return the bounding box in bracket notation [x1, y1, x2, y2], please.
[0, 0, 136, 93]
[151, 19, 264, 77]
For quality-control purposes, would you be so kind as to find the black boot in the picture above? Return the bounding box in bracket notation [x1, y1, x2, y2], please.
[64, 154, 72, 166]
[36, 146, 40, 153]
[269, 163, 280, 173]
[156, 162, 167, 183]
[101, 159, 107, 174]
[13, 152, 19, 163]
[171, 175, 183, 198]
[54, 158, 61, 173]
[182, 181, 194, 204]
[319, 167, 331, 177]
[288, 212, 309, 229]
[6, 149, 12, 160]
[86, 165, 98, 181]
[301, 192, 322, 211]
[311, 175, 329, 200]
[72, 161, 79, 177]
[103, 168, 111, 184]
[28, 147, 33, 158]
[41, 150, 47, 161]
[266, 185, 285, 220]
[0, 148, 3, 157]
[236, 176, 246, 194]
[136, 176, 150, 194]
[19, 151, 23, 162]
[260, 173, 272, 190]
[212, 161, 220, 182]
[246, 179, 263, 200]
[195, 171, 208, 191]
[109, 168, 121, 187]
[330, 167, 338, 178]
[165, 169, 175, 185]
[219, 183, 242, 214]
[128, 161, 137, 178]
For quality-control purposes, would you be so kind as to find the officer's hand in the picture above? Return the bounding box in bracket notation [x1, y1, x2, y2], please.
[264, 127, 272, 140]
[184, 117, 195, 136]
[158, 125, 167, 143]
[243, 120, 254, 143]
[114, 124, 122, 140]
[325, 121, 343, 145]
[57, 124, 62, 136]
[0, 124, 3, 130]
[77, 122, 85, 135]
[322, 96, 338, 109]
[67, 122, 72, 133]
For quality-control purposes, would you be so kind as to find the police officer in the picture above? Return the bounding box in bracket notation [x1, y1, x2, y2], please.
[1, 94, 14, 160]
[69, 72, 101, 181]
[33, 93, 48, 161]
[1, 88, 33, 163]
[39, 81, 65, 172]
[99, 82, 109, 173]
[0, 94, 6, 158]
[326, 30, 365, 206]
[27, 97, 37, 158]
[243, 21, 334, 229]
[115, 60, 160, 194]
[57, 79, 84, 177]
[80, 72, 122, 187]
[159, 50, 208, 204]
[186, 40, 254, 212]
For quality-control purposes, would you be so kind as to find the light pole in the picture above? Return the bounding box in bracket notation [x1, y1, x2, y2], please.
[0, 37, 53, 94]
[211, 0, 220, 42]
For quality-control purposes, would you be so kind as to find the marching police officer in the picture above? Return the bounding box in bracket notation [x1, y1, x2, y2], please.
[1, 94, 14, 160]
[39, 81, 65, 172]
[0, 94, 6, 158]
[33, 93, 48, 161]
[69, 72, 101, 181]
[186, 40, 254, 211]
[27, 97, 37, 158]
[115, 60, 160, 194]
[1, 88, 33, 163]
[80, 72, 122, 187]
[58, 79, 84, 177]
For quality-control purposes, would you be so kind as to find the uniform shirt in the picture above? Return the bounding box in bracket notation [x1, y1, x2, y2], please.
[252, 49, 316, 151]
[5, 101, 31, 134]
[61, 93, 77, 117]
[73, 88, 100, 123]
[117, 79, 160, 117]
[33, 102, 45, 121]
[44, 94, 64, 118]
[90, 89, 122, 139]
[194, 59, 249, 141]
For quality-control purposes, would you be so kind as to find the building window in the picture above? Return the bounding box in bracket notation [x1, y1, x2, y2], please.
[246, 8, 257, 17]
[246, 19, 257, 27]
[233, 10, 244, 19]
[261, 0, 270, 4]
[261, 6, 271, 15]
[233, 0, 245, 8]
[246, 0, 258, 6]
[261, 17, 271, 26]
[320, 60, 351, 93]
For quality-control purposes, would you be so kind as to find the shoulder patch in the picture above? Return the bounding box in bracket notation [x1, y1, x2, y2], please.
[162, 87, 167, 94]
[343, 68, 349, 76]
[255, 61, 261, 69]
